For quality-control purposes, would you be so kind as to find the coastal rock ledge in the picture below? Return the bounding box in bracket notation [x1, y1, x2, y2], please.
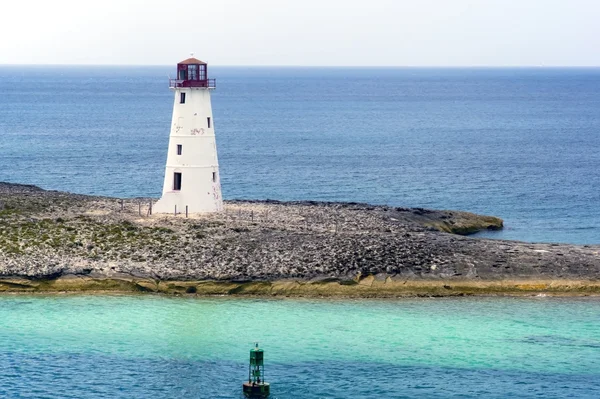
[1, 182, 599, 297]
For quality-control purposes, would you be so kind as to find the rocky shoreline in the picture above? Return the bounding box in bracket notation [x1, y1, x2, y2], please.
[1, 182, 599, 297]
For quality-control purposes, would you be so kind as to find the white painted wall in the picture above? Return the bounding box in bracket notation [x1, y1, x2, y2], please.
[154, 87, 223, 214]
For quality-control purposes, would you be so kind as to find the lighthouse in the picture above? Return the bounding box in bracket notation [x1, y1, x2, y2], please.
[154, 57, 223, 214]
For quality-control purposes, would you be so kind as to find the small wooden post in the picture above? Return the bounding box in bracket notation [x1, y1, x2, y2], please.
[120, 199, 124, 211]
[251, 210, 254, 223]
[175, 205, 177, 216]
[186, 205, 188, 218]
[149, 200, 152, 215]
[138, 201, 141, 216]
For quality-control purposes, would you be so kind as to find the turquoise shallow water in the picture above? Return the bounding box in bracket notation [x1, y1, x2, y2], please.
[0, 296, 599, 398]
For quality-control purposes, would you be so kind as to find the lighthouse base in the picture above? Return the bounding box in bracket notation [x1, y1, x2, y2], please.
[153, 190, 223, 215]
[243, 382, 270, 398]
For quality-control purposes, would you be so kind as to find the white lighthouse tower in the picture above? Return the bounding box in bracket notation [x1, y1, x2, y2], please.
[154, 57, 223, 214]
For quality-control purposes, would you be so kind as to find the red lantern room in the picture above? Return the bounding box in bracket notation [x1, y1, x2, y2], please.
[169, 57, 216, 89]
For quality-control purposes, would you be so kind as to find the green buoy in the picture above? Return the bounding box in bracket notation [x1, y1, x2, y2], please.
[242, 343, 270, 398]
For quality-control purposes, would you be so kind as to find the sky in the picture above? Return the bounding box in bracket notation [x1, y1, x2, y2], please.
[1, 0, 599, 66]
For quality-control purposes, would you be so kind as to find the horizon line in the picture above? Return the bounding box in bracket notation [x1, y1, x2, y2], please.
[1, 63, 599, 68]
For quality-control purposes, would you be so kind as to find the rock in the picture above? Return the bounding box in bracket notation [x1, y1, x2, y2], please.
[0, 182, 598, 296]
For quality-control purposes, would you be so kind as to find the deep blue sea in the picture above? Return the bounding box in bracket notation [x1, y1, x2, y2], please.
[2, 68, 600, 398]
[1, 66, 599, 244]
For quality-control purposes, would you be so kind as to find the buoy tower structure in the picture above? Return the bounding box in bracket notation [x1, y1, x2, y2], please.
[154, 57, 223, 214]
[243, 343, 270, 398]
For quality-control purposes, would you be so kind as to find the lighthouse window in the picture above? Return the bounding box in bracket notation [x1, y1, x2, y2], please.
[180, 92, 186, 104]
[207, 117, 211, 128]
[176, 144, 182, 155]
[188, 65, 198, 80]
[173, 172, 182, 191]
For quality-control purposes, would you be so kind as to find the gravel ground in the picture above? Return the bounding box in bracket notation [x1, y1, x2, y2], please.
[1, 182, 599, 283]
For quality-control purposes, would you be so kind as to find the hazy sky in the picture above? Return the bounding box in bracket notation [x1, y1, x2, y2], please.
[1, 0, 599, 66]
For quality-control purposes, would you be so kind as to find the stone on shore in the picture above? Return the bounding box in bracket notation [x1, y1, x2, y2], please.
[0, 182, 599, 296]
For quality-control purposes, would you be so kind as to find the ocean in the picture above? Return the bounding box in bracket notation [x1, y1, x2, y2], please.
[0, 296, 599, 399]
[2, 67, 600, 398]
[1, 66, 599, 244]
